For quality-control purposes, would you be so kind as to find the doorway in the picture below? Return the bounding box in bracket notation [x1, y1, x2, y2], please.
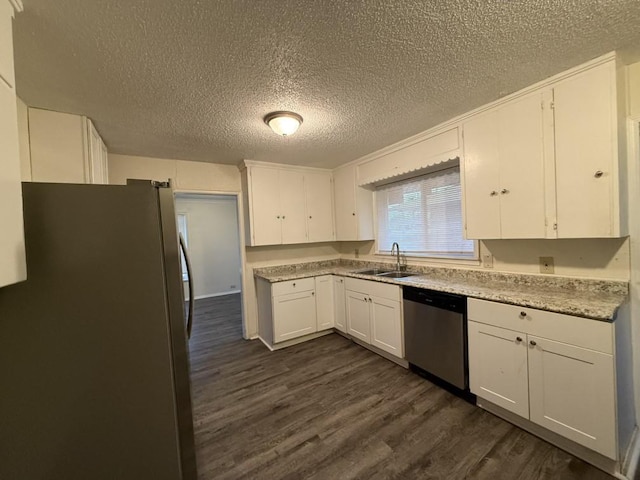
[174, 193, 244, 343]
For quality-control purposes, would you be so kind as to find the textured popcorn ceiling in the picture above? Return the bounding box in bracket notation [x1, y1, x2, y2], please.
[12, 0, 640, 168]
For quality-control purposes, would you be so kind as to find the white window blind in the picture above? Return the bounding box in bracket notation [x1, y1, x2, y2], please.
[376, 166, 475, 258]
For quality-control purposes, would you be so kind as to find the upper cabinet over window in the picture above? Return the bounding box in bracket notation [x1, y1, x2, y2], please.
[240, 160, 335, 246]
[0, 0, 26, 289]
[461, 54, 626, 240]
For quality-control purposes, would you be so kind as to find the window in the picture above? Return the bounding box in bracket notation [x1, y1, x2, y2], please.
[375, 166, 476, 259]
[177, 213, 189, 281]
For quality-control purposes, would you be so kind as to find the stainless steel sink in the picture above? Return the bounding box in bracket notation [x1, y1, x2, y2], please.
[376, 271, 418, 278]
[355, 268, 393, 275]
[354, 268, 417, 279]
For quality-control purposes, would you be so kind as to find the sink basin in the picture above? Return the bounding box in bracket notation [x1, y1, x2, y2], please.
[376, 271, 418, 278]
[355, 268, 393, 275]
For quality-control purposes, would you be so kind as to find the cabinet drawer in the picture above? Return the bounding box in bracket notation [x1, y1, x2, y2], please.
[468, 298, 613, 354]
[345, 277, 400, 301]
[272, 277, 315, 297]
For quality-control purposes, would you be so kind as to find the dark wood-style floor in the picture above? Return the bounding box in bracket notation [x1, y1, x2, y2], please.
[188, 294, 613, 480]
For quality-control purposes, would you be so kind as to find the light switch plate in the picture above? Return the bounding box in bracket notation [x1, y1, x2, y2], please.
[539, 256, 555, 274]
[482, 253, 493, 269]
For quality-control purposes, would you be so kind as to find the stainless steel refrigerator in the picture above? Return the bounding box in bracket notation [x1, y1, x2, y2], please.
[0, 181, 197, 480]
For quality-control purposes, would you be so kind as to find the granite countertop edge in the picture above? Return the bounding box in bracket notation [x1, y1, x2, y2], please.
[253, 264, 627, 322]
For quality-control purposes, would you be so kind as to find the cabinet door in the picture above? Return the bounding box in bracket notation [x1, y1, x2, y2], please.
[462, 111, 501, 239]
[315, 275, 335, 331]
[498, 93, 546, 238]
[528, 335, 616, 459]
[333, 276, 347, 333]
[554, 62, 616, 238]
[279, 169, 307, 244]
[346, 290, 371, 343]
[273, 290, 317, 342]
[0, 0, 15, 88]
[248, 167, 282, 245]
[0, 80, 26, 287]
[468, 321, 529, 418]
[333, 165, 358, 240]
[87, 120, 105, 184]
[305, 172, 334, 242]
[370, 295, 402, 357]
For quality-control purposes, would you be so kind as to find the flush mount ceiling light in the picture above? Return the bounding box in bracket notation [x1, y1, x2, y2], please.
[264, 111, 303, 136]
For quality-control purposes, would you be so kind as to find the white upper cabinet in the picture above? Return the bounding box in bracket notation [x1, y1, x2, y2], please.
[333, 163, 373, 241]
[0, 0, 26, 288]
[240, 161, 335, 246]
[462, 54, 625, 240]
[554, 61, 622, 238]
[28, 108, 109, 184]
[463, 92, 546, 239]
[305, 171, 334, 243]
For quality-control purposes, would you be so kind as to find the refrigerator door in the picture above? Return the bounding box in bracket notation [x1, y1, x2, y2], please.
[0, 182, 196, 480]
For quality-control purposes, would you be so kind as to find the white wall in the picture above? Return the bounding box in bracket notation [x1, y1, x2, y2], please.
[340, 238, 630, 281]
[175, 194, 241, 299]
[108, 153, 241, 192]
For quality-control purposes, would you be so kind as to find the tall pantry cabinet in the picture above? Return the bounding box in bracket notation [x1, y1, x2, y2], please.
[0, 0, 26, 288]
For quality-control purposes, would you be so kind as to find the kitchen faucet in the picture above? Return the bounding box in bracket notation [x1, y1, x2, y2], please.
[391, 242, 401, 272]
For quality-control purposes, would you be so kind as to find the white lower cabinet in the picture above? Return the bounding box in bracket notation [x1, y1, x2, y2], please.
[256, 277, 318, 345]
[468, 298, 617, 460]
[528, 336, 616, 459]
[315, 275, 335, 331]
[333, 276, 347, 333]
[273, 290, 317, 342]
[345, 278, 403, 358]
[468, 321, 529, 418]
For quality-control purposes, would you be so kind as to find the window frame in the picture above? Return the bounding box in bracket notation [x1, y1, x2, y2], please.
[373, 166, 479, 262]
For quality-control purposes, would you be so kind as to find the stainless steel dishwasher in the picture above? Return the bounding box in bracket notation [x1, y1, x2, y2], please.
[403, 287, 472, 399]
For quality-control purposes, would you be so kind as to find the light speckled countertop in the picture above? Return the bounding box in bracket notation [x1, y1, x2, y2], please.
[254, 259, 628, 322]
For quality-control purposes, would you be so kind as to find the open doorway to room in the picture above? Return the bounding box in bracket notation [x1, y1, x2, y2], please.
[174, 193, 244, 348]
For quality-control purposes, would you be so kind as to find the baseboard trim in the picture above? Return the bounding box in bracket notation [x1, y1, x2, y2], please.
[350, 337, 408, 368]
[477, 397, 620, 477]
[258, 330, 334, 351]
[623, 427, 640, 480]
[188, 290, 241, 301]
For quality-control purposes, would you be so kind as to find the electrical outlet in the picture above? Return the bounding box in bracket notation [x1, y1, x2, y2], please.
[482, 253, 493, 269]
[539, 256, 555, 274]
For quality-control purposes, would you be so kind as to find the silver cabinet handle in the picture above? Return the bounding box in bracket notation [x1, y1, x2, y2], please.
[489, 191, 498, 196]
[594, 170, 604, 178]
[179, 234, 194, 339]
[530, 340, 537, 346]
[516, 337, 523, 342]
[501, 188, 509, 194]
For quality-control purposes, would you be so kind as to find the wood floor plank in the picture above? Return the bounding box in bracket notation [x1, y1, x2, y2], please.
[188, 294, 615, 480]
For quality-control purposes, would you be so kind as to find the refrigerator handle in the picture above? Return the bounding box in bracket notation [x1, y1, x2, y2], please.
[179, 233, 195, 339]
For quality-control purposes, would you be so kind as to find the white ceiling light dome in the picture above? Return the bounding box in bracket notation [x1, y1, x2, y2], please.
[264, 111, 303, 136]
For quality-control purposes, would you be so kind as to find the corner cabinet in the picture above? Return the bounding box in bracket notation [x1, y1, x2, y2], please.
[28, 108, 109, 184]
[240, 161, 335, 246]
[0, 0, 26, 288]
[345, 277, 403, 358]
[462, 54, 626, 239]
[332, 164, 374, 241]
[468, 298, 618, 460]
